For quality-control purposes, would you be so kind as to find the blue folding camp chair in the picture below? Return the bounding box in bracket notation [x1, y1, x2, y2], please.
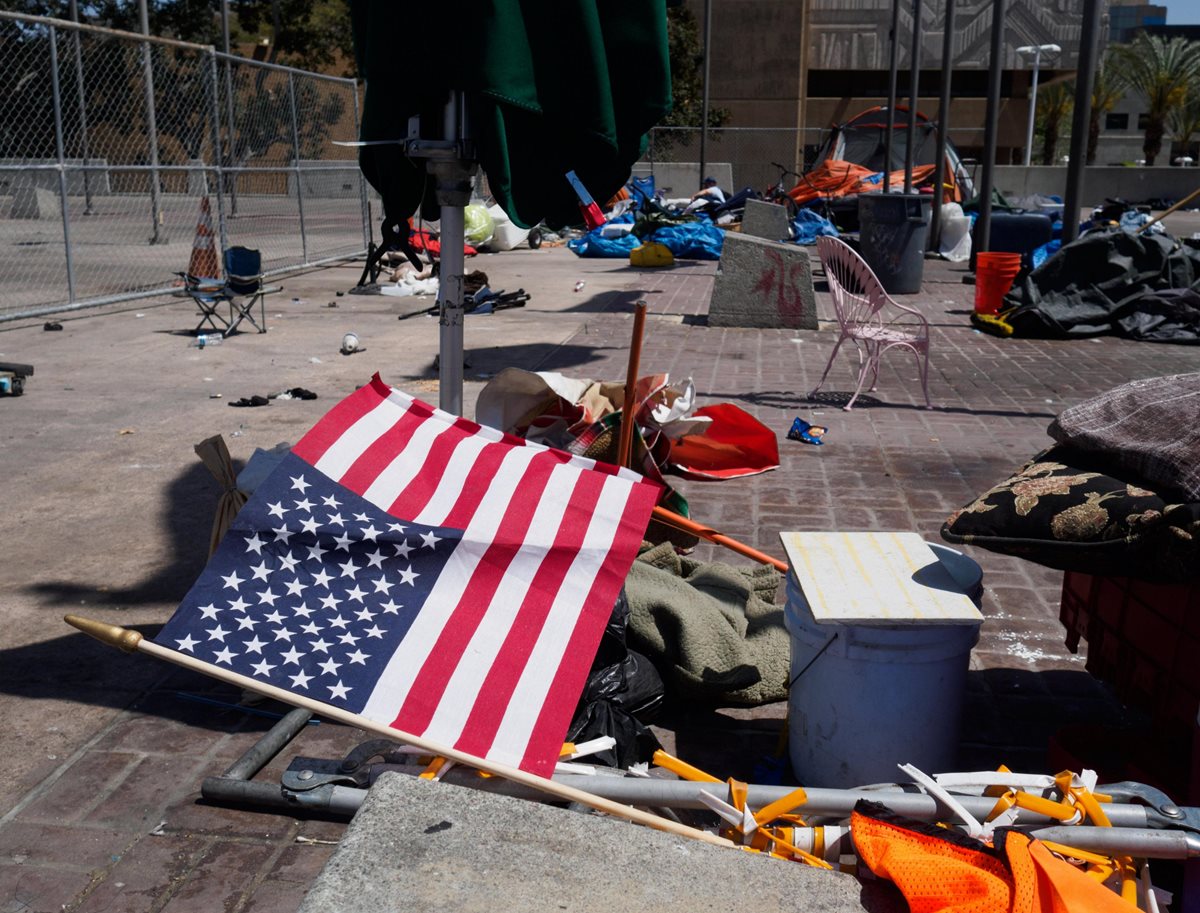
[179, 246, 277, 337]
[221, 247, 273, 335]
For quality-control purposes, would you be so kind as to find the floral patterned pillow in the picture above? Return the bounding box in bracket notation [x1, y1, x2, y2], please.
[941, 447, 1200, 582]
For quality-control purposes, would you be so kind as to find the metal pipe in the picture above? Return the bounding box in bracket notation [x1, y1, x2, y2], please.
[972, 0, 1007, 264]
[221, 708, 313, 781]
[138, 0, 164, 245]
[1031, 827, 1200, 859]
[904, 0, 923, 193]
[287, 72, 309, 264]
[299, 764, 1166, 830]
[884, 0, 901, 192]
[438, 94, 466, 416]
[929, 0, 955, 251]
[0, 162, 377, 174]
[1023, 46, 1042, 167]
[699, 0, 712, 187]
[0, 8, 205, 50]
[67, 0, 93, 215]
[47, 26, 77, 302]
[212, 49, 356, 85]
[1062, 0, 1101, 245]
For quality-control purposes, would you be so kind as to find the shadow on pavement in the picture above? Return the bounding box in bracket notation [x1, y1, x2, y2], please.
[25, 460, 223, 609]
[705, 387, 1058, 419]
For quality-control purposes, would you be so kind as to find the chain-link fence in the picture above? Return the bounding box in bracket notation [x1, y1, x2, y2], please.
[0, 11, 370, 320]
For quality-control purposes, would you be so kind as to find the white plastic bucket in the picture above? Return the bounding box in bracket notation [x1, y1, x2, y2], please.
[784, 546, 982, 788]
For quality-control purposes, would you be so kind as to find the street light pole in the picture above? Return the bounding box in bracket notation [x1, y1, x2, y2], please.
[1017, 43, 1060, 167]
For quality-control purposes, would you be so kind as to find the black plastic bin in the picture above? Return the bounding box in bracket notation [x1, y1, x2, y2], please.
[857, 193, 931, 295]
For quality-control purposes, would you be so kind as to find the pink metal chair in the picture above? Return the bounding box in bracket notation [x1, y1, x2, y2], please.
[810, 236, 933, 411]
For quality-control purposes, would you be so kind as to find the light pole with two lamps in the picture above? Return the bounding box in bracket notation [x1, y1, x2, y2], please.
[1017, 43, 1061, 166]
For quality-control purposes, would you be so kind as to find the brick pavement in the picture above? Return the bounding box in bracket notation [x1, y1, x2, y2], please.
[1, 242, 1197, 911]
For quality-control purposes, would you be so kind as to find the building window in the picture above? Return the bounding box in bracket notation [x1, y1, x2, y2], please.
[1106, 113, 1129, 130]
[1138, 113, 1151, 130]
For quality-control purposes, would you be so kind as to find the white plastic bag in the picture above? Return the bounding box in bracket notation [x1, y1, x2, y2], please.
[938, 202, 972, 263]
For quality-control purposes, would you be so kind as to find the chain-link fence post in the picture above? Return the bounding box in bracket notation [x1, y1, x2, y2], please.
[287, 71, 309, 264]
[352, 84, 371, 249]
[137, 0, 164, 244]
[67, 0, 94, 215]
[207, 48, 228, 254]
[47, 26, 77, 302]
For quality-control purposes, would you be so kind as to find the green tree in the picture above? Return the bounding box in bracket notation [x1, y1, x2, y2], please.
[660, 4, 729, 131]
[1116, 33, 1200, 165]
[1167, 90, 1200, 163]
[1088, 50, 1129, 165]
[1036, 80, 1073, 165]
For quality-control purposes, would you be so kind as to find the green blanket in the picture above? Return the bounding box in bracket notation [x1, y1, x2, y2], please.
[625, 542, 791, 707]
[351, 0, 672, 229]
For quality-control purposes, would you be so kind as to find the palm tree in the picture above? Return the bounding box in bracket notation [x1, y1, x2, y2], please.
[1168, 92, 1200, 163]
[1037, 81, 1074, 165]
[1088, 51, 1130, 165]
[1116, 34, 1200, 165]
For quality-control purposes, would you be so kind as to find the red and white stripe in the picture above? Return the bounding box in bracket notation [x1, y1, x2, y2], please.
[290, 376, 660, 776]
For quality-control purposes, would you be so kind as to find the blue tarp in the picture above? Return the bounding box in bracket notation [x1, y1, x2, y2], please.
[791, 209, 839, 245]
[569, 214, 724, 260]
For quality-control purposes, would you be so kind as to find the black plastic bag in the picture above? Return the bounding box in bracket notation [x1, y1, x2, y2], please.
[565, 586, 665, 769]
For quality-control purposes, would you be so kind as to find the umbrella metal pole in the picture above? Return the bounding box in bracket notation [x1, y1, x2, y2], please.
[883, 0, 900, 192]
[904, 0, 922, 193]
[972, 0, 1006, 269]
[929, 0, 956, 250]
[1061, 0, 1101, 246]
[433, 92, 474, 417]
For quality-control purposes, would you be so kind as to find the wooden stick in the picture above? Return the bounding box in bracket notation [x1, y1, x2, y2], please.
[64, 615, 733, 849]
[1137, 186, 1200, 234]
[651, 506, 789, 574]
[617, 300, 648, 469]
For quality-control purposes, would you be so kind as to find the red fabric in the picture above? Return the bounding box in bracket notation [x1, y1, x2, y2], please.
[410, 229, 476, 257]
[665, 404, 780, 480]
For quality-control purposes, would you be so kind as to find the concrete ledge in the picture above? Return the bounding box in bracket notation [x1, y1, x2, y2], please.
[299, 773, 887, 913]
[709, 232, 817, 329]
[9, 186, 58, 220]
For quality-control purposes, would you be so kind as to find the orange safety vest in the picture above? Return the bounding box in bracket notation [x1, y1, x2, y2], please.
[851, 801, 1133, 913]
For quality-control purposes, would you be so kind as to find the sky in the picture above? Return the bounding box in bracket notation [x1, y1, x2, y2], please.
[1165, 0, 1200, 24]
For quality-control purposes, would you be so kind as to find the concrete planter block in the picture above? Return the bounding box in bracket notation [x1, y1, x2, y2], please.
[709, 231, 817, 329]
[741, 198, 791, 241]
[9, 186, 59, 220]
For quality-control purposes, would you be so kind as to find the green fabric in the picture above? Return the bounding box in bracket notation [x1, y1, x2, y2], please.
[351, 0, 672, 229]
[625, 542, 790, 707]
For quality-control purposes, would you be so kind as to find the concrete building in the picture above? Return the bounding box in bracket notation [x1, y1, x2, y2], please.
[681, 0, 1083, 179]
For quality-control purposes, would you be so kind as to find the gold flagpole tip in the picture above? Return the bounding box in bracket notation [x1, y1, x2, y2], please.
[64, 615, 144, 653]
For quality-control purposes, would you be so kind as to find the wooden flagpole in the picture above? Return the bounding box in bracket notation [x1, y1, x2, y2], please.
[616, 301, 789, 575]
[64, 614, 734, 849]
[617, 300, 648, 469]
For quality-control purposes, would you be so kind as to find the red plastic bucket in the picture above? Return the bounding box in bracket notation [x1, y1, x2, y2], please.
[974, 252, 1022, 315]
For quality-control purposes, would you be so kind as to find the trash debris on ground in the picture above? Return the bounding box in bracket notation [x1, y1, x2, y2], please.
[787, 417, 826, 445]
[0, 361, 33, 396]
[228, 395, 269, 408]
[43, 321, 62, 331]
[340, 332, 362, 355]
[788, 208, 839, 246]
[269, 388, 317, 401]
[999, 226, 1200, 342]
[191, 333, 222, 348]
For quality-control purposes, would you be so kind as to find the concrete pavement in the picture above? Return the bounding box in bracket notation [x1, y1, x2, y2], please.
[1, 230, 1197, 911]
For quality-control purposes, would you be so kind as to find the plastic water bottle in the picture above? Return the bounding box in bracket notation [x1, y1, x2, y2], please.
[193, 334, 222, 348]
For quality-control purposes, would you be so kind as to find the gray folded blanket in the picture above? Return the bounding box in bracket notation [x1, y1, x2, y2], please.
[624, 542, 790, 707]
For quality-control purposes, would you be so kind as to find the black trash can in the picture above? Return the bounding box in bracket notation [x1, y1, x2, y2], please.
[857, 193, 931, 295]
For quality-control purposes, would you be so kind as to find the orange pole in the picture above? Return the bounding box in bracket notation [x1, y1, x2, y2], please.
[652, 506, 788, 574]
[617, 300, 648, 469]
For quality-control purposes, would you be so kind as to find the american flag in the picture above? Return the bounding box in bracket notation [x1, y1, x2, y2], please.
[156, 376, 661, 777]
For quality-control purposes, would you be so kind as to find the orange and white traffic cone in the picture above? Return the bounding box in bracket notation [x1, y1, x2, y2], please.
[186, 196, 220, 280]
